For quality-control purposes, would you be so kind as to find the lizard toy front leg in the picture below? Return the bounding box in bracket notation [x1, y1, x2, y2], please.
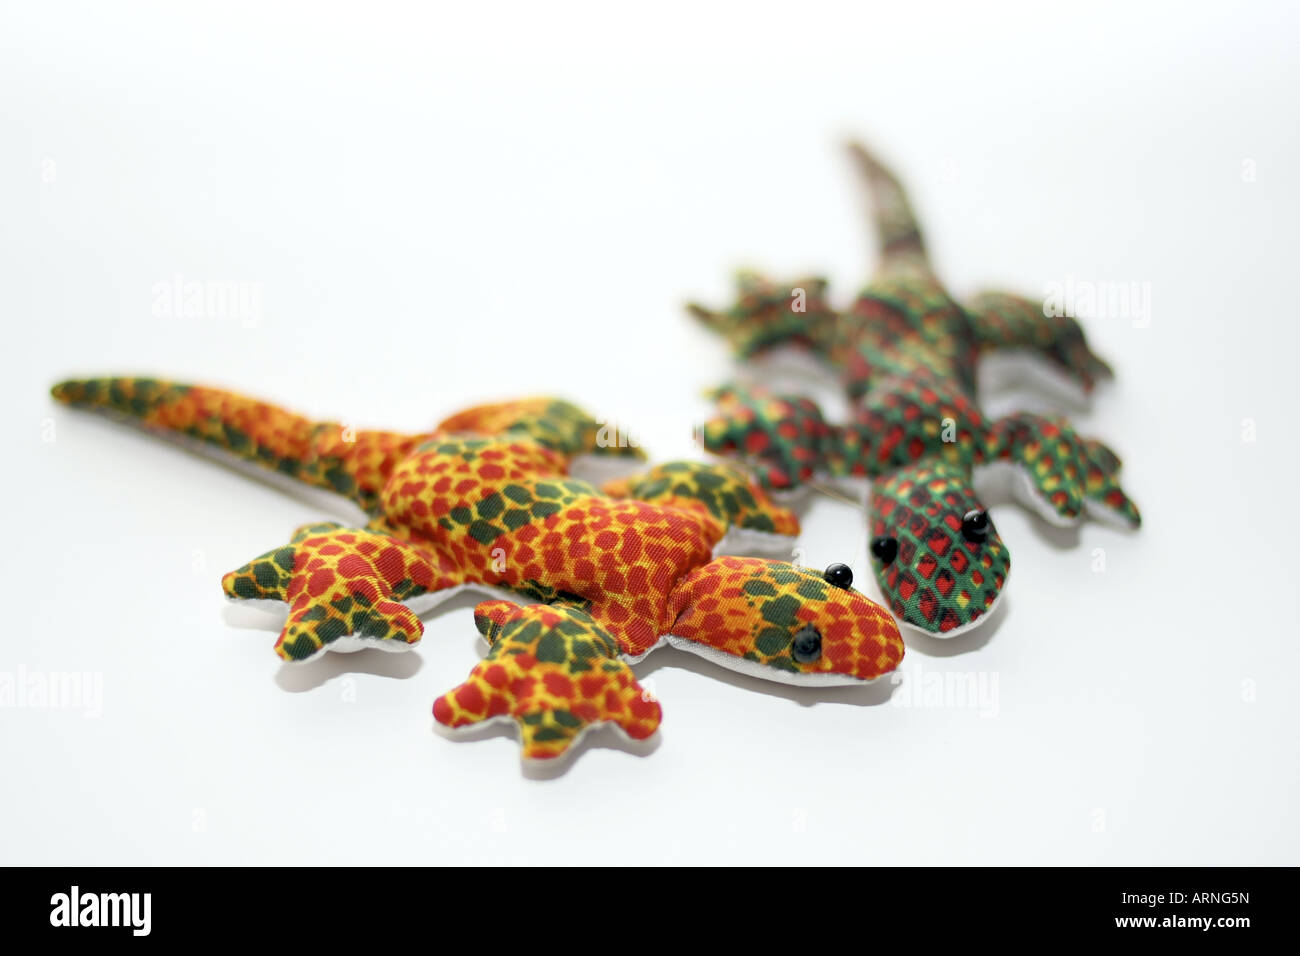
[434, 601, 661, 762]
[697, 384, 834, 491]
[984, 414, 1141, 529]
[601, 460, 800, 541]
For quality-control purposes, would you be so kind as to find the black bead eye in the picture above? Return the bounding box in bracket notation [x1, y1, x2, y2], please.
[962, 509, 989, 543]
[823, 562, 853, 589]
[870, 536, 898, 564]
[791, 624, 822, 664]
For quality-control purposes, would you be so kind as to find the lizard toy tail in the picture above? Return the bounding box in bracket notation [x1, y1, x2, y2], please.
[50, 376, 420, 513]
[846, 140, 932, 275]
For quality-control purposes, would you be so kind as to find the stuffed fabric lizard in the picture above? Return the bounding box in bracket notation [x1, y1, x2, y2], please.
[50, 378, 903, 762]
[689, 142, 1141, 638]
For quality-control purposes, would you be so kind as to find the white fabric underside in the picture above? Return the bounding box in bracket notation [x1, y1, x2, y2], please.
[713, 524, 796, 557]
[977, 349, 1094, 410]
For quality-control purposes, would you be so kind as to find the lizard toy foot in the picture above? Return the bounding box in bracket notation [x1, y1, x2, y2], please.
[1082, 438, 1142, 529]
[687, 271, 836, 359]
[698, 384, 832, 491]
[434, 601, 662, 762]
[222, 521, 459, 662]
[988, 415, 1141, 529]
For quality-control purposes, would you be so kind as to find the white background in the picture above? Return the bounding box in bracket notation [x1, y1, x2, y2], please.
[3, 1, 1297, 865]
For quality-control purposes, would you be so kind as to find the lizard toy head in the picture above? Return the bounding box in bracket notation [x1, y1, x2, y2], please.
[868, 461, 1010, 637]
[665, 556, 903, 685]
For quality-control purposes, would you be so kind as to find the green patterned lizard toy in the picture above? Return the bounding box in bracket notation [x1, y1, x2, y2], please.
[49, 381, 903, 764]
[689, 142, 1141, 637]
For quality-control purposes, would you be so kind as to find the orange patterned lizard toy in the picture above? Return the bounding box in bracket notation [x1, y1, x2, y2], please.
[50, 379, 903, 764]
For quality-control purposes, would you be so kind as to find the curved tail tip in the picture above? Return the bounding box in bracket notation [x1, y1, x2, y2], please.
[49, 379, 83, 404]
[845, 139, 888, 175]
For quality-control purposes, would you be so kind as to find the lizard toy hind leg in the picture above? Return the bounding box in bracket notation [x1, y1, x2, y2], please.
[697, 384, 835, 492]
[965, 292, 1115, 404]
[223, 521, 463, 661]
[687, 271, 838, 361]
